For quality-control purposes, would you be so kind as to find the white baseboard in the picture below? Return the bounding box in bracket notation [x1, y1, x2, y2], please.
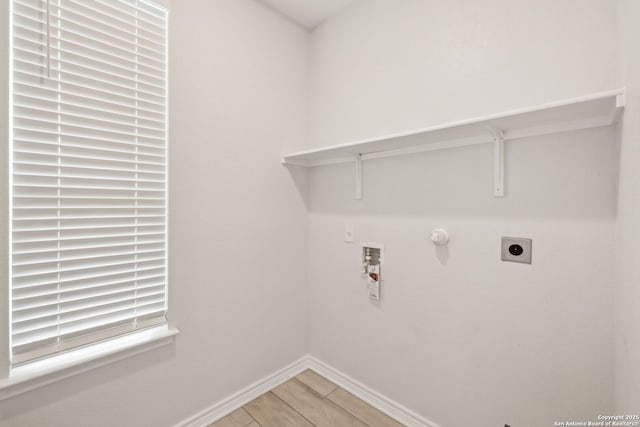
[306, 356, 442, 427]
[174, 356, 309, 427]
[175, 354, 442, 427]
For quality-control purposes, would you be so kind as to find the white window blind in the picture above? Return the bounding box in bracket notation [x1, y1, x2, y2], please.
[10, 0, 168, 365]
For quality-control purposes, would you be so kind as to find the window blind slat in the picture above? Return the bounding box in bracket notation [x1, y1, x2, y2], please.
[13, 148, 166, 165]
[49, 26, 165, 73]
[15, 78, 166, 117]
[11, 0, 168, 365]
[53, 63, 166, 101]
[15, 103, 166, 132]
[14, 285, 166, 315]
[12, 265, 167, 291]
[13, 298, 165, 341]
[13, 290, 166, 326]
[13, 242, 165, 262]
[12, 254, 166, 279]
[14, 124, 167, 149]
[13, 275, 166, 302]
[48, 37, 166, 78]
[14, 214, 165, 223]
[96, 0, 167, 34]
[16, 159, 165, 176]
[16, 94, 165, 125]
[68, 0, 166, 39]
[15, 115, 166, 140]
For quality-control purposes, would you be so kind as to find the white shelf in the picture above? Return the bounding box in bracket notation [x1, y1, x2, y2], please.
[283, 89, 625, 198]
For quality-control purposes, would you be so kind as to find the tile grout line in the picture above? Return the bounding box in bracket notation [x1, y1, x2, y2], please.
[297, 375, 402, 427]
[326, 390, 392, 427]
[324, 384, 339, 397]
[324, 392, 375, 427]
[267, 390, 319, 427]
[242, 408, 259, 427]
[289, 377, 373, 427]
[297, 370, 339, 397]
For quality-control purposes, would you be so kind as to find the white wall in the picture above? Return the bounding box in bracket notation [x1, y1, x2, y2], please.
[307, 1, 619, 426]
[614, 0, 640, 414]
[309, 0, 618, 148]
[0, 1, 309, 426]
[0, 0, 630, 426]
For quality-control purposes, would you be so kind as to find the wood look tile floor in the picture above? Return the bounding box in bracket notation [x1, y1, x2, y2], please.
[209, 370, 404, 427]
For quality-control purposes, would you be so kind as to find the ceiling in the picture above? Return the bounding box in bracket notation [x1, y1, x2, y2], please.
[258, 0, 355, 29]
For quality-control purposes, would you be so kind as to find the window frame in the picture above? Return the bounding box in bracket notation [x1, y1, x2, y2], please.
[1, 0, 11, 383]
[0, 0, 177, 397]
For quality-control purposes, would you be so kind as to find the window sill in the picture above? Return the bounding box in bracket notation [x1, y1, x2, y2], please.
[0, 326, 179, 400]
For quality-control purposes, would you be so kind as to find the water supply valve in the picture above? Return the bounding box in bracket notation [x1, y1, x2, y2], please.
[362, 244, 383, 300]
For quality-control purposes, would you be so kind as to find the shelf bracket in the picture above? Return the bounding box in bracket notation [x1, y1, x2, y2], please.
[355, 154, 363, 200]
[490, 127, 505, 198]
[609, 92, 626, 124]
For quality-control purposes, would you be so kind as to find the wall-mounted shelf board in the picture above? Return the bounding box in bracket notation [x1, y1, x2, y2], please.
[282, 88, 625, 199]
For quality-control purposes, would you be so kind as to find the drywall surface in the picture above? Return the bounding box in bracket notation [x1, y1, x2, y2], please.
[0, 1, 309, 426]
[308, 131, 617, 427]
[614, 0, 640, 414]
[307, 1, 618, 426]
[309, 0, 618, 148]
